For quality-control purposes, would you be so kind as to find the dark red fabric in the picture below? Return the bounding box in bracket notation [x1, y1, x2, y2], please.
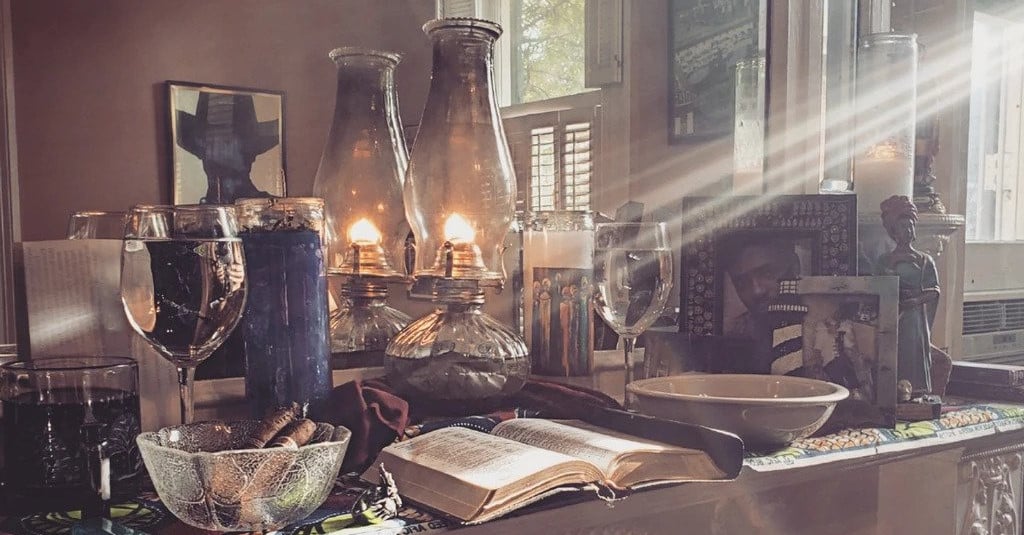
[325, 379, 410, 473]
[327, 378, 622, 473]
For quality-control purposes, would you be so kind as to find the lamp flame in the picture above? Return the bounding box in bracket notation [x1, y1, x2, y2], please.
[348, 218, 382, 245]
[444, 213, 476, 243]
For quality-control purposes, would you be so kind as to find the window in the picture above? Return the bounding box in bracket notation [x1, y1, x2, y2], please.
[437, 0, 618, 212]
[437, 0, 620, 106]
[509, 0, 587, 104]
[966, 11, 1024, 241]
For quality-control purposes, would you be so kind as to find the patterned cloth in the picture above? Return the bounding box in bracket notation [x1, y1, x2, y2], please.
[6, 402, 1024, 534]
[745, 403, 1024, 471]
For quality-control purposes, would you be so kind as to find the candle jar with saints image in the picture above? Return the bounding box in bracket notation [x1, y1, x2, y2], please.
[523, 211, 597, 376]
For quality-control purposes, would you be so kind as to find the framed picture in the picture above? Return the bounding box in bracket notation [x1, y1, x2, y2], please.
[167, 81, 286, 205]
[679, 195, 857, 337]
[783, 276, 899, 427]
[668, 0, 766, 143]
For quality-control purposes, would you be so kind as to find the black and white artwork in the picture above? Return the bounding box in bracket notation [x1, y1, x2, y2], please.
[669, 0, 765, 142]
[168, 82, 286, 205]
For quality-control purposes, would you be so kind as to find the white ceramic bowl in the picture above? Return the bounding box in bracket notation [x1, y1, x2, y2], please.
[627, 374, 849, 449]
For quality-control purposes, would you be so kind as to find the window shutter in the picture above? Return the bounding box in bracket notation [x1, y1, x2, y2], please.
[585, 0, 623, 87]
[562, 122, 593, 211]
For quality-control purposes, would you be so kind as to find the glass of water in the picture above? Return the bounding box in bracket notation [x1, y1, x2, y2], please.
[592, 222, 673, 408]
[120, 205, 247, 423]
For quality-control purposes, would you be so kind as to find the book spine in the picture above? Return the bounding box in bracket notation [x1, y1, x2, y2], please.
[946, 381, 1024, 402]
[950, 363, 1024, 387]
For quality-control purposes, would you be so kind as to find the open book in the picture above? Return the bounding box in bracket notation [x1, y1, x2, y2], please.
[375, 418, 734, 523]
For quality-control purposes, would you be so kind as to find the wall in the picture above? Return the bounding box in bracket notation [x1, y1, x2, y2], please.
[628, 0, 735, 218]
[12, 0, 435, 241]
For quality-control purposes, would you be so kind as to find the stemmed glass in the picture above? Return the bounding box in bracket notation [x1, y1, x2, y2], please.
[120, 205, 247, 424]
[592, 222, 674, 409]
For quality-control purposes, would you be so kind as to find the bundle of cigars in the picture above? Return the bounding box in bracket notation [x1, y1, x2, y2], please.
[242, 403, 335, 450]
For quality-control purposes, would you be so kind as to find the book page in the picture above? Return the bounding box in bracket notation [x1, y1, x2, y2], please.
[492, 419, 676, 475]
[384, 426, 578, 491]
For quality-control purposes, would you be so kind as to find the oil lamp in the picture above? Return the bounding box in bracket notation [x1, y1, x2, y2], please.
[312, 47, 411, 363]
[384, 18, 529, 402]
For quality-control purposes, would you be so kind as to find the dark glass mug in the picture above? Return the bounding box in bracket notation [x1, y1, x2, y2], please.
[1, 357, 142, 513]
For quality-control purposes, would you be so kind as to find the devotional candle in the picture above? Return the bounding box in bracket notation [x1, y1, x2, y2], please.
[853, 33, 918, 213]
[236, 197, 332, 419]
[523, 211, 596, 376]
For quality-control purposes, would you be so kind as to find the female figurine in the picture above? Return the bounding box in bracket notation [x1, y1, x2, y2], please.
[875, 195, 940, 394]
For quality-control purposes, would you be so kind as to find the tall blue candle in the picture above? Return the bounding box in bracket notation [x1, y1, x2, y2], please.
[237, 197, 332, 419]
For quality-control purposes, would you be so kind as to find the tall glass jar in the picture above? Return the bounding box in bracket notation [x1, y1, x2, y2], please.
[853, 33, 918, 214]
[236, 197, 332, 418]
[733, 57, 766, 194]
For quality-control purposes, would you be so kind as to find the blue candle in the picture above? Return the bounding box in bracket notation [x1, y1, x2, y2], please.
[240, 227, 331, 419]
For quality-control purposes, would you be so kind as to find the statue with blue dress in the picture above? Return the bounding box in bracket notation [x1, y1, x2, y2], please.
[874, 195, 949, 396]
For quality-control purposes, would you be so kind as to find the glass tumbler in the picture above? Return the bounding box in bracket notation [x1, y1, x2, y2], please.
[1, 357, 141, 512]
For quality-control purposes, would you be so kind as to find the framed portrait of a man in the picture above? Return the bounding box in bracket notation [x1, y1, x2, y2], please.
[679, 195, 858, 340]
[167, 81, 286, 205]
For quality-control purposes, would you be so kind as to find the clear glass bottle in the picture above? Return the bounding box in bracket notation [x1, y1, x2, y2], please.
[403, 18, 517, 283]
[236, 197, 332, 419]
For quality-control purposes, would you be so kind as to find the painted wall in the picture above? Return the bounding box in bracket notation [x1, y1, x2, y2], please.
[12, 0, 435, 241]
[628, 0, 735, 218]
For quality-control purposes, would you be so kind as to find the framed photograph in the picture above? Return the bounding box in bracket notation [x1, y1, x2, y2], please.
[679, 195, 857, 337]
[668, 0, 766, 143]
[783, 276, 899, 426]
[167, 81, 286, 205]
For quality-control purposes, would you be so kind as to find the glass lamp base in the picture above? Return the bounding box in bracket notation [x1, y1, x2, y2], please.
[384, 284, 529, 402]
[329, 278, 410, 366]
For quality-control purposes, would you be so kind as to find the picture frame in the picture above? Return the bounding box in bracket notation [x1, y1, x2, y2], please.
[645, 275, 899, 428]
[679, 194, 857, 336]
[784, 276, 899, 427]
[167, 81, 286, 205]
[668, 0, 765, 143]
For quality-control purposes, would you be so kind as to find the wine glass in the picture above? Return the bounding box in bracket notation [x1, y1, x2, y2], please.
[592, 222, 673, 409]
[120, 205, 247, 424]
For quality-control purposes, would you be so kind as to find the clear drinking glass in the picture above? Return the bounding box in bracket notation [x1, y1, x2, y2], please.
[1, 357, 141, 512]
[67, 211, 127, 240]
[593, 223, 674, 408]
[120, 205, 247, 424]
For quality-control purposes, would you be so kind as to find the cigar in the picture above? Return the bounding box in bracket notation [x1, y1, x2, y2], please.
[244, 405, 298, 449]
[268, 419, 316, 449]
